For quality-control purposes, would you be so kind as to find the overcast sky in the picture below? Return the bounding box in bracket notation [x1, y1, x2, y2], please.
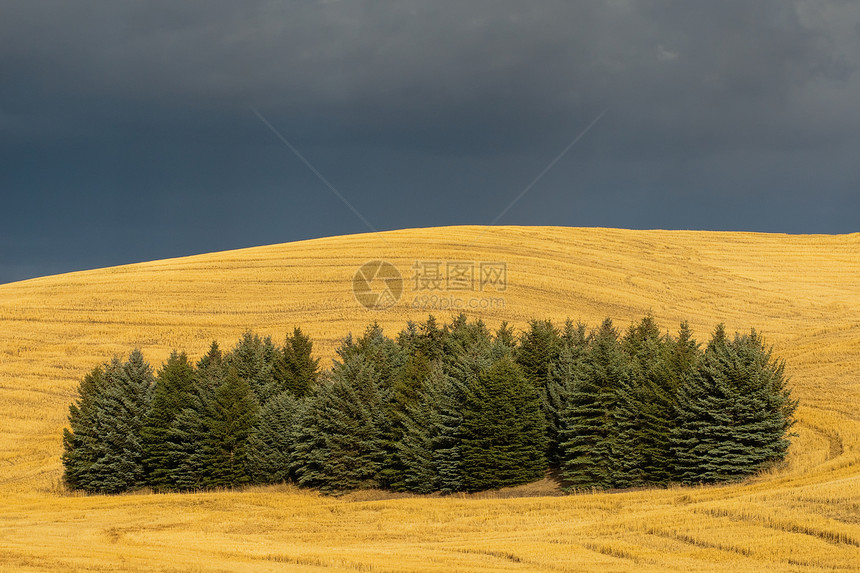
[2, 1, 859, 284]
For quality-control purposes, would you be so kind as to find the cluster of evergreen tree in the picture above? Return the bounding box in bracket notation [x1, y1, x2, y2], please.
[63, 315, 797, 494]
[62, 329, 319, 493]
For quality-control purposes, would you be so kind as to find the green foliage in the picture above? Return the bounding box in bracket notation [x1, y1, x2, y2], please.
[227, 331, 278, 404]
[673, 326, 798, 484]
[167, 342, 224, 491]
[62, 317, 798, 496]
[292, 354, 389, 492]
[543, 321, 588, 466]
[274, 327, 320, 398]
[385, 350, 433, 490]
[560, 319, 626, 489]
[516, 319, 562, 462]
[397, 316, 447, 362]
[141, 350, 195, 490]
[335, 324, 404, 487]
[68, 351, 154, 493]
[198, 366, 260, 488]
[396, 362, 459, 493]
[460, 355, 547, 492]
[248, 391, 301, 484]
[612, 316, 676, 487]
[62, 365, 105, 490]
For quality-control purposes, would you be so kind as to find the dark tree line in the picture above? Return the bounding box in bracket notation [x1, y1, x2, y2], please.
[62, 316, 797, 494]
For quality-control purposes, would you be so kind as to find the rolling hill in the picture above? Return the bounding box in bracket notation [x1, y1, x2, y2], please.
[1, 225, 859, 571]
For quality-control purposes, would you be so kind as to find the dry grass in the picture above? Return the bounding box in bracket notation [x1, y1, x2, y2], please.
[1, 225, 858, 571]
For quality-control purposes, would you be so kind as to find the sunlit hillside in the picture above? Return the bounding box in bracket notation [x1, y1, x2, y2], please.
[1, 226, 859, 571]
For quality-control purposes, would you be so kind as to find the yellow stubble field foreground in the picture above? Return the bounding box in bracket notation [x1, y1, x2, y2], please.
[0, 226, 858, 572]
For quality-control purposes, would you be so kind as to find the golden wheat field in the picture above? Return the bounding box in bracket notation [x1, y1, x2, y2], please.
[1, 225, 859, 572]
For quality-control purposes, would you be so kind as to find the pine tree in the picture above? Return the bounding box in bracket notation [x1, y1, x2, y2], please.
[460, 355, 547, 492]
[167, 403, 208, 491]
[292, 354, 389, 492]
[141, 350, 195, 490]
[385, 349, 433, 490]
[62, 365, 105, 490]
[331, 323, 404, 487]
[516, 319, 562, 463]
[613, 316, 676, 487]
[396, 362, 454, 493]
[559, 319, 625, 490]
[274, 327, 320, 398]
[199, 366, 260, 489]
[248, 391, 301, 484]
[493, 321, 517, 358]
[673, 326, 798, 483]
[168, 342, 223, 490]
[83, 351, 154, 493]
[666, 321, 701, 390]
[227, 331, 278, 404]
[544, 321, 588, 467]
[419, 315, 447, 361]
[443, 314, 494, 383]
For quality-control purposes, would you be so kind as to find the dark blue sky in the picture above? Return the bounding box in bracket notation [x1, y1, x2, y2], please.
[2, 1, 859, 284]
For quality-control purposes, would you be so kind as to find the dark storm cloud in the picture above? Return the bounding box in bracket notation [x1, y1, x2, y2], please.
[2, 1, 859, 283]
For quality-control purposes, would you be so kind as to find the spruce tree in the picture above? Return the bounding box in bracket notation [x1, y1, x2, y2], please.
[289, 390, 328, 489]
[386, 349, 433, 490]
[141, 350, 195, 490]
[62, 365, 105, 490]
[273, 327, 320, 398]
[516, 319, 563, 463]
[420, 315, 497, 492]
[517, 319, 560, 388]
[662, 321, 701, 482]
[199, 366, 260, 489]
[544, 321, 588, 467]
[84, 351, 154, 493]
[665, 322, 700, 386]
[62, 315, 799, 495]
[292, 354, 389, 492]
[396, 320, 421, 354]
[493, 321, 517, 357]
[431, 374, 467, 494]
[460, 355, 547, 492]
[420, 315, 447, 361]
[673, 326, 797, 483]
[227, 331, 278, 404]
[167, 403, 208, 490]
[333, 323, 404, 487]
[560, 318, 625, 490]
[248, 391, 301, 483]
[396, 362, 453, 493]
[443, 314, 494, 383]
[391, 350, 432, 419]
[337, 323, 405, 391]
[168, 342, 224, 490]
[613, 316, 676, 487]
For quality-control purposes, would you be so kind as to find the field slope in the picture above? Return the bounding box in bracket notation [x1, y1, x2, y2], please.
[1, 225, 859, 572]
